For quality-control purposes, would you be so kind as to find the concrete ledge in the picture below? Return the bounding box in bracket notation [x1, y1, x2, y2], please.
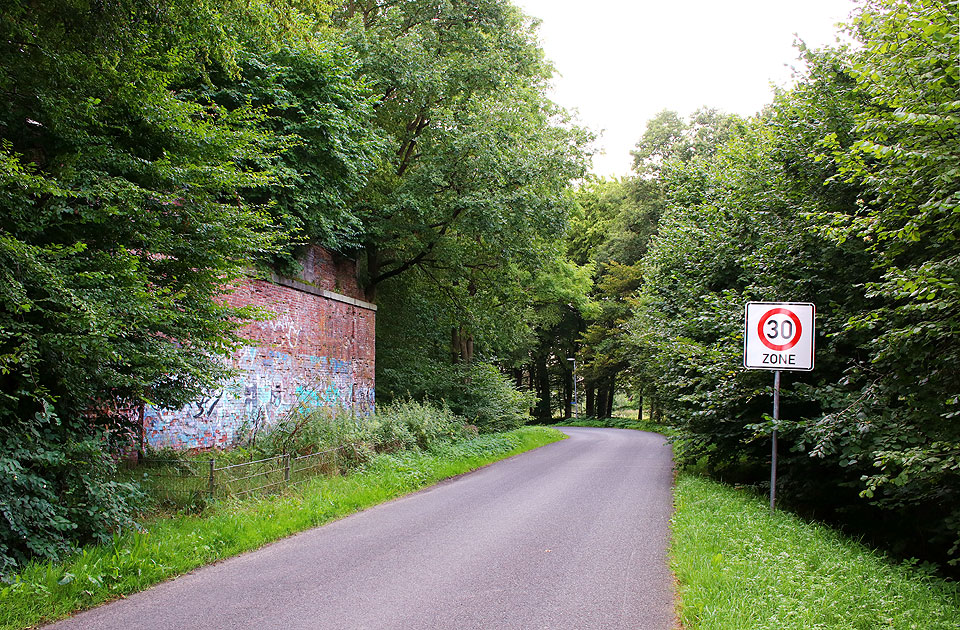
[265, 273, 378, 311]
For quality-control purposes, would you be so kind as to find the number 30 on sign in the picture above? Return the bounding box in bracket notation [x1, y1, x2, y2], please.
[744, 302, 815, 371]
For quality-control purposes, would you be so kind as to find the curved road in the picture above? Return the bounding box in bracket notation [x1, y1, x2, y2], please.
[50, 427, 675, 629]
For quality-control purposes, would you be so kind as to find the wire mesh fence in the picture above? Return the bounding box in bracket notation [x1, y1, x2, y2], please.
[126, 458, 215, 506]
[125, 445, 355, 506]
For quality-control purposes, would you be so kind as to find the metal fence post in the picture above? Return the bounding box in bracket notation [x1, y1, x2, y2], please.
[283, 454, 291, 483]
[208, 459, 216, 498]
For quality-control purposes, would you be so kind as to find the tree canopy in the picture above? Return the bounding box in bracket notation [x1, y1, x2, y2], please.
[617, 0, 960, 568]
[0, 0, 592, 574]
[339, 0, 593, 422]
[3, 0, 957, 577]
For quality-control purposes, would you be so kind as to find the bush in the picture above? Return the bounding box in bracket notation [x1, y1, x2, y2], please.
[443, 363, 537, 434]
[242, 405, 372, 459]
[0, 410, 145, 579]
[370, 415, 418, 453]
[235, 399, 470, 460]
[375, 400, 472, 449]
[127, 402, 474, 524]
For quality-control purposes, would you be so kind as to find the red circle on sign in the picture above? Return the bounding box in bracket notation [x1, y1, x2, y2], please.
[758, 308, 802, 351]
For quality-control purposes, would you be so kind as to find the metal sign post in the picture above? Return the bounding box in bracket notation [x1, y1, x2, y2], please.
[744, 302, 815, 512]
[770, 370, 780, 512]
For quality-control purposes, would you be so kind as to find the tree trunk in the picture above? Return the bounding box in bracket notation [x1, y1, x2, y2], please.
[450, 325, 474, 365]
[637, 394, 644, 421]
[512, 368, 524, 389]
[586, 385, 595, 418]
[605, 375, 616, 418]
[535, 354, 551, 420]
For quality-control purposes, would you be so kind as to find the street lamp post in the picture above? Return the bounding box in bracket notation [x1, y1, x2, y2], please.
[567, 357, 578, 418]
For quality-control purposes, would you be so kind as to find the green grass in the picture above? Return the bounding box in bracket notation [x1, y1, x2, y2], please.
[671, 473, 960, 629]
[0, 426, 564, 630]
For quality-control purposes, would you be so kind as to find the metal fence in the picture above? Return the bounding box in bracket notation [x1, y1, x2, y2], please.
[126, 445, 353, 505]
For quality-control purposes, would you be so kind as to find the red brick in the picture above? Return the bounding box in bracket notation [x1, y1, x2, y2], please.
[142, 246, 376, 451]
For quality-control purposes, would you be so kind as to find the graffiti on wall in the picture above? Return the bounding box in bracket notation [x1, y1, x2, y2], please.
[144, 347, 375, 450]
[143, 247, 376, 451]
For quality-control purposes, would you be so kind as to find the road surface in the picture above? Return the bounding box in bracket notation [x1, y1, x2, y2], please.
[49, 427, 675, 629]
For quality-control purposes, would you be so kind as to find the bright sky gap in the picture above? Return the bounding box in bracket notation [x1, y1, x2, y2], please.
[512, 0, 860, 177]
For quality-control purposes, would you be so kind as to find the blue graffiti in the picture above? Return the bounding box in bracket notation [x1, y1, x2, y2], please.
[147, 346, 374, 449]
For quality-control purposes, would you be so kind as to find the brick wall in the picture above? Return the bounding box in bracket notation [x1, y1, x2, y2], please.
[143, 247, 376, 450]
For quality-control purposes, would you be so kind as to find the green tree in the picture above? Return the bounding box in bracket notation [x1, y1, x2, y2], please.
[334, 0, 591, 419]
[199, 40, 382, 266]
[810, 0, 960, 556]
[624, 0, 960, 566]
[334, 0, 590, 294]
[567, 177, 662, 418]
[0, 0, 369, 573]
[631, 108, 744, 175]
[571, 109, 744, 421]
[521, 253, 596, 420]
[628, 57, 875, 480]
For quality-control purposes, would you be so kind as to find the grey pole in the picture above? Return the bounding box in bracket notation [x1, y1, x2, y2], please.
[568, 358, 578, 418]
[573, 359, 578, 418]
[770, 370, 781, 512]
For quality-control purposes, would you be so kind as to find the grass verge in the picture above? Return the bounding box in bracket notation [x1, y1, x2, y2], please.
[671, 473, 960, 629]
[0, 426, 564, 630]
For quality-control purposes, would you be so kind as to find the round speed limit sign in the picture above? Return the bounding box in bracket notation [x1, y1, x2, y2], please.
[744, 302, 815, 371]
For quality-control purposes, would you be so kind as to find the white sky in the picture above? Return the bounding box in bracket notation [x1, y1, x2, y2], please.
[511, 0, 860, 177]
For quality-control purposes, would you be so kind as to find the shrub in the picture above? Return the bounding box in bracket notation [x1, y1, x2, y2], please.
[235, 399, 470, 459]
[0, 410, 145, 579]
[126, 401, 473, 523]
[241, 405, 371, 458]
[375, 399, 469, 449]
[444, 363, 537, 434]
[370, 416, 418, 453]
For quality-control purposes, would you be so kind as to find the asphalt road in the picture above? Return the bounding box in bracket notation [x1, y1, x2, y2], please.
[49, 427, 675, 630]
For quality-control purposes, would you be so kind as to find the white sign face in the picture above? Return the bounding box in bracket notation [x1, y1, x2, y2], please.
[744, 302, 815, 371]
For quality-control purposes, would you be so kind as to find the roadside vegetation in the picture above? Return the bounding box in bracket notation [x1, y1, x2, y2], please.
[3, 0, 957, 607]
[574, 416, 960, 628]
[672, 474, 960, 630]
[127, 399, 488, 509]
[564, 0, 960, 571]
[0, 418, 564, 630]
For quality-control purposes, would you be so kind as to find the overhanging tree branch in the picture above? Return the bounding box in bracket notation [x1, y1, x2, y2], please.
[368, 205, 466, 286]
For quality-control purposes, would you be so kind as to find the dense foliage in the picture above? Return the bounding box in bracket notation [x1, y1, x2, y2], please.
[0, 0, 589, 575]
[344, 0, 593, 420]
[1, 0, 281, 576]
[565, 177, 662, 418]
[228, 398, 475, 466]
[5, 0, 953, 578]
[623, 0, 960, 566]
